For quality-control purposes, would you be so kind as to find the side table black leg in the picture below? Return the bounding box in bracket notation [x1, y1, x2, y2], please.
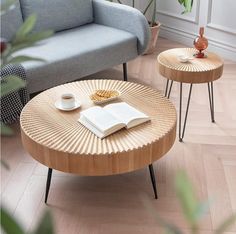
[164, 79, 173, 98]
[165, 79, 169, 97]
[167, 80, 174, 98]
[179, 82, 183, 141]
[45, 168, 53, 204]
[179, 83, 193, 142]
[148, 164, 158, 199]
[208, 82, 215, 123]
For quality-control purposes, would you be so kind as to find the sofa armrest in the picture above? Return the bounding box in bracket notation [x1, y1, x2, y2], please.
[93, 0, 150, 55]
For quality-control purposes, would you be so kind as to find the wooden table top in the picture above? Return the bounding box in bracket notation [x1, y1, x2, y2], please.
[20, 80, 177, 176]
[158, 48, 224, 83]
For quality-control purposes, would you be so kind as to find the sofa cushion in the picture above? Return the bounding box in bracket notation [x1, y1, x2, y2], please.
[19, 0, 93, 32]
[17, 24, 137, 93]
[1, 0, 23, 41]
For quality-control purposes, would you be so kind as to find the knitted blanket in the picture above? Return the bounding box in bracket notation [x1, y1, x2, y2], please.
[0, 64, 29, 124]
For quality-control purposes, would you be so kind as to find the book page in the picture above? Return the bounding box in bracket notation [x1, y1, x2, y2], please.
[104, 102, 149, 127]
[80, 106, 124, 133]
[79, 115, 105, 139]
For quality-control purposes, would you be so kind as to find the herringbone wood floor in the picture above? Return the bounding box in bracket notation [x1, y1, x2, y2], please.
[1, 38, 236, 234]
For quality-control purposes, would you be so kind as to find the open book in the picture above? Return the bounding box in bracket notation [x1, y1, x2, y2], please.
[78, 102, 150, 139]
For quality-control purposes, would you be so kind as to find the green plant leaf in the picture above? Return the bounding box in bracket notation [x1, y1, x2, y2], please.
[0, 0, 16, 15]
[194, 200, 209, 220]
[107, 0, 123, 4]
[141, 195, 183, 234]
[151, 0, 157, 26]
[175, 171, 200, 229]
[7, 42, 39, 56]
[143, 0, 154, 15]
[163, 223, 183, 234]
[164, 228, 181, 234]
[0, 206, 25, 234]
[15, 14, 37, 38]
[1, 75, 26, 97]
[7, 55, 45, 64]
[215, 214, 236, 234]
[185, 0, 193, 13]
[0, 122, 14, 136]
[0, 159, 10, 170]
[12, 30, 53, 47]
[21, 30, 53, 43]
[1, 43, 12, 57]
[33, 210, 54, 234]
[179, 0, 193, 14]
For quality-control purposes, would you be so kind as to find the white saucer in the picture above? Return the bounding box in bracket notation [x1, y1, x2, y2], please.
[55, 99, 81, 111]
[177, 55, 194, 63]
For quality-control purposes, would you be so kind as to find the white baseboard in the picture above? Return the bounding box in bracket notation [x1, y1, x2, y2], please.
[159, 25, 236, 62]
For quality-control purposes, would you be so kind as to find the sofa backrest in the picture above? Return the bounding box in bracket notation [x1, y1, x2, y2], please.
[1, 0, 23, 41]
[19, 0, 93, 33]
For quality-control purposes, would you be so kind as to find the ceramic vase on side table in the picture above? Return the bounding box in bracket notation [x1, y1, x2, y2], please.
[193, 27, 208, 58]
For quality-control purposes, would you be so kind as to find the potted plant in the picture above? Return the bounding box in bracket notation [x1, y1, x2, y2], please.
[143, 0, 160, 54]
[144, 0, 194, 54]
[108, 0, 194, 54]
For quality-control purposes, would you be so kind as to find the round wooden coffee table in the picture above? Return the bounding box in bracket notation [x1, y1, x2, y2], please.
[20, 80, 177, 203]
[158, 48, 224, 142]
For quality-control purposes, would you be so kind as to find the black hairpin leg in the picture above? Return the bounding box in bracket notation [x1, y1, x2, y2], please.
[165, 79, 169, 97]
[148, 164, 158, 199]
[164, 79, 173, 98]
[179, 83, 193, 142]
[208, 82, 215, 123]
[167, 80, 173, 98]
[123, 63, 128, 81]
[45, 168, 53, 204]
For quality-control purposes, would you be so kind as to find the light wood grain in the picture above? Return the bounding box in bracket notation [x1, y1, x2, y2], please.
[158, 48, 224, 83]
[20, 80, 177, 175]
[2, 38, 236, 234]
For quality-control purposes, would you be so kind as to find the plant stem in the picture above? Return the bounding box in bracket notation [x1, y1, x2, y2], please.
[151, 0, 156, 26]
[191, 224, 199, 234]
[132, 0, 134, 7]
[143, 0, 154, 15]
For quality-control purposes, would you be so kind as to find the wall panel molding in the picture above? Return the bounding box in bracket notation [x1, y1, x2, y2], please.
[157, 0, 236, 61]
[207, 23, 236, 35]
[207, 0, 236, 35]
[157, 9, 199, 24]
[159, 24, 236, 61]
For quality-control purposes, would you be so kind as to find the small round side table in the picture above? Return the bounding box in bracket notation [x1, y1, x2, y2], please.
[157, 48, 224, 142]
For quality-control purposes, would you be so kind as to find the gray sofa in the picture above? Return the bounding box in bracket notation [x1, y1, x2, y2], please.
[1, 0, 150, 94]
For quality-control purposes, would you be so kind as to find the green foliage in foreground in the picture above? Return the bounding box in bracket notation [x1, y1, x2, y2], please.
[1, 1, 55, 233]
[178, 0, 194, 14]
[143, 170, 236, 234]
[1, 1, 53, 136]
[1, 207, 54, 234]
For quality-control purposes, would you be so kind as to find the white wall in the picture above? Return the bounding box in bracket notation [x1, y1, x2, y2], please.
[156, 0, 236, 61]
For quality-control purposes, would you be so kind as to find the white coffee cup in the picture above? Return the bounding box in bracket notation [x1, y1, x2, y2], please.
[61, 93, 75, 109]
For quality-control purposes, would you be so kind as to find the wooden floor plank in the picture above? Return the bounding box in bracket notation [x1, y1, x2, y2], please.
[224, 165, 236, 212]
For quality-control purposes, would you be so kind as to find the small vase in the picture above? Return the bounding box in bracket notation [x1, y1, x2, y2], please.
[193, 27, 208, 58]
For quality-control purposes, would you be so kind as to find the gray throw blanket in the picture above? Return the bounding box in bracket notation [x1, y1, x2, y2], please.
[0, 64, 29, 124]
